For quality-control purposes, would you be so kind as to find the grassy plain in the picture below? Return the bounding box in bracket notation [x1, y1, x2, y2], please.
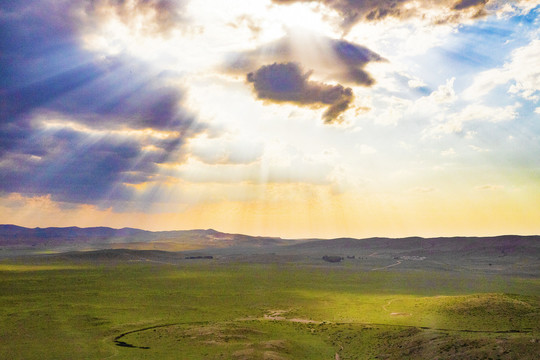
[1, 255, 539, 359]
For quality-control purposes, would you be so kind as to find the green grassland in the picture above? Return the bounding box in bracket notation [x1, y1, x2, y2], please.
[1, 257, 539, 359]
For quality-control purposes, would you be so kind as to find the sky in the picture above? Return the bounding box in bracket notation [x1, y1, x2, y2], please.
[1, 0, 539, 238]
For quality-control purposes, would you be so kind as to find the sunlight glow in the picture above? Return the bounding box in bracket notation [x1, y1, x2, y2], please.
[82, 0, 340, 74]
[40, 117, 181, 140]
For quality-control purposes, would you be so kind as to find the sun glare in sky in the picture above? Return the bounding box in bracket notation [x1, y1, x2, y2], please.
[1, 0, 539, 238]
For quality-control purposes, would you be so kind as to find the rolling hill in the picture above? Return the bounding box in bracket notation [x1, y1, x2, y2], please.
[1, 225, 539, 276]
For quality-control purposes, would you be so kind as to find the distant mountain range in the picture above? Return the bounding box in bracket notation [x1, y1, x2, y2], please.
[0, 224, 150, 242]
[0, 224, 290, 251]
[1, 225, 540, 258]
[283, 234, 540, 260]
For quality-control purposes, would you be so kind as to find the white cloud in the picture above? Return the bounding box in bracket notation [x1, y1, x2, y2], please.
[475, 184, 504, 191]
[178, 140, 344, 186]
[465, 39, 540, 101]
[423, 119, 463, 138]
[423, 103, 520, 138]
[347, 11, 460, 58]
[507, 39, 540, 101]
[374, 96, 412, 126]
[469, 145, 489, 152]
[465, 131, 477, 140]
[408, 77, 427, 88]
[355, 144, 377, 154]
[441, 148, 456, 157]
[465, 69, 507, 99]
[410, 77, 457, 119]
[409, 186, 436, 193]
[495, 0, 540, 18]
[189, 134, 264, 165]
[429, 77, 456, 104]
[449, 103, 520, 123]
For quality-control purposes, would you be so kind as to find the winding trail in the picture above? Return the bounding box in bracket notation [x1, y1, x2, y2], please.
[371, 260, 402, 271]
[263, 310, 320, 324]
[335, 342, 344, 360]
[129, 257, 178, 265]
[382, 298, 399, 312]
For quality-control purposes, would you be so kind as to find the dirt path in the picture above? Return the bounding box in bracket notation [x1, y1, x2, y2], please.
[129, 257, 178, 265]
[371, 260, 402, 271]
[335, 342, 344, 360]
[382, 298, 398, 312]
[263, 310, 320, 324]
[382, 298, 412, 317]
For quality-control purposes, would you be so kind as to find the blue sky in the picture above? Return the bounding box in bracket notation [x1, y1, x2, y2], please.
[1, 0, 539, 237]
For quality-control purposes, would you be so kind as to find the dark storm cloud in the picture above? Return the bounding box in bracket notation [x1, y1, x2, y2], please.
[1, 0, 192, 131]
[331, 39, 384, 86]
[226, 35, 384, 86]
[225, 35, 382, 123]
[333, 39, 383, 65]
[0, 0, 201, 205]
[247, 62, 354, 124]
[49, 65, 196, 131]
[453, 0, 488, 10]
[272, 0, 493, 29]
[0, 130, 140, 203]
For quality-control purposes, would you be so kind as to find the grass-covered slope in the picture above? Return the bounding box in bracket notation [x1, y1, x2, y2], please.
[0, 257, 539, 359]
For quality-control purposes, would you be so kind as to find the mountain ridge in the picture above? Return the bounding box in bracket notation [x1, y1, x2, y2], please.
[1, 224, 539, 253]
[0, 224, 288, 250]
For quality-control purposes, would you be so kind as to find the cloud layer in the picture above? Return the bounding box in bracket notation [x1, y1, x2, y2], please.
[1, 0, 539, 237]
[0, 0, 201, 204]
[272, 0, 496, 29]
